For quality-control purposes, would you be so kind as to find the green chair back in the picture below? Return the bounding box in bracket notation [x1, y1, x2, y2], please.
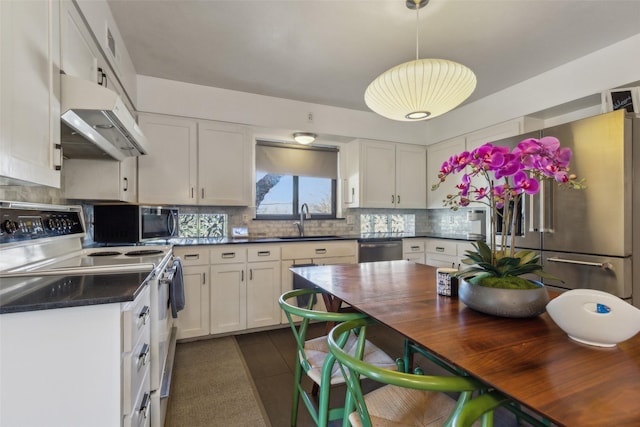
[328, 318, 504, 427]
[279, 288, 369, 426]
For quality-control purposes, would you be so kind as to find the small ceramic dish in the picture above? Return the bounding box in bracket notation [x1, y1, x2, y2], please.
[546, 289, 640, 347]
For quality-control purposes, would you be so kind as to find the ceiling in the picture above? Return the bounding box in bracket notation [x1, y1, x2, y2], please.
[106, 0, 640, 114]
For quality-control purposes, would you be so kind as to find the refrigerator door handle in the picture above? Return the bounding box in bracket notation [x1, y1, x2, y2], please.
[539, 179, 554, 233]
[528, 193, 540, 232]
[547, 257, 613, 270]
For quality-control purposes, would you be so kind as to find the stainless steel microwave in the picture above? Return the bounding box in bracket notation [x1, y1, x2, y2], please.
[93, 205, 179, 243]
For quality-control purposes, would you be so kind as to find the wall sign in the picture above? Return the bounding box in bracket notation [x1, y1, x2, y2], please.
[603, 87, 639, 113]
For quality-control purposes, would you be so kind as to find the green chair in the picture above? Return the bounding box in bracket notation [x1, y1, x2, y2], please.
[328, 318, 505, 427]
[279, 288, 398, 427]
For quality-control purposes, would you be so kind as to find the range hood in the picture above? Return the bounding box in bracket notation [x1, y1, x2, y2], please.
[60, 74, 149, 161]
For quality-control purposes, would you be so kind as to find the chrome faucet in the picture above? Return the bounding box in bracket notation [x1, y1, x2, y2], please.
[295, 203, 311, 236]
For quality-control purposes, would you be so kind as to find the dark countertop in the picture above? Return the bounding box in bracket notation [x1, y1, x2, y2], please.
[161, 232, 480, 246]
[0, 271, 150, 314]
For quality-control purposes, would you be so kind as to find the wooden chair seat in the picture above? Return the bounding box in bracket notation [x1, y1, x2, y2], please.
[349, 384, 457, 427]
[304, 332, 397, 386]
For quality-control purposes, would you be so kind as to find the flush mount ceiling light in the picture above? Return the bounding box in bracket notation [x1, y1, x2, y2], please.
[293, 132, 316, 145]
[365, 0, 476, 122]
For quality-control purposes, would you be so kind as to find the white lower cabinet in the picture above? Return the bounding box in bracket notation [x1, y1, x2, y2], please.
[211, 261, 247, 334]
[403, 238, 426, 264]
[0, 285, 150, 427]
[424, 238, 478, 270]
[174, 244, 281, 338]
[280, 241, 358, 322]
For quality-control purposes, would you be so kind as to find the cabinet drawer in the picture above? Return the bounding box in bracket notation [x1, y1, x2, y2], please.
[210, 246, 247, 264]
[424, 239, 457, 256]
[123, 370, 151, 427]
[122, 338, 151, 416]
[247, 245, 281, 262]
[281, 242, 357, 260]
[403, 239, 425, 254]
[173, 247, 210, 266]
[122, 285, 151, 353]
[426, 253, 458, 269]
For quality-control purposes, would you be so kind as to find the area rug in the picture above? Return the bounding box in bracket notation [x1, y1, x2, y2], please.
[165, 336, 271, 426]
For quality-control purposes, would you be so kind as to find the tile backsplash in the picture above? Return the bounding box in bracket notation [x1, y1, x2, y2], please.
[1, 185, 482, 239]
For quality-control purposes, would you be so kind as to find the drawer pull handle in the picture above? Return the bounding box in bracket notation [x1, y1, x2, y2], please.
[411, 246, 420, 250]
[257, 251, 271, 256]
[138, 306, 150, 325]
[315, 248, 327, 254]
[138, 343, 150, 367]
[222, 252, 236, 258]
[436, 247, 445, 252]
[184, 254, 200, 260]
[139, 392, 151, 419]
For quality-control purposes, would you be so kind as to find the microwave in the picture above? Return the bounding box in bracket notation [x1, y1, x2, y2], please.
[93, 205, 179, 243]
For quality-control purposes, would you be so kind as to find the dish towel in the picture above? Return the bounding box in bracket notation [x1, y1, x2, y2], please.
[292, 264, 318, 307]
[170, 257, 185, 318]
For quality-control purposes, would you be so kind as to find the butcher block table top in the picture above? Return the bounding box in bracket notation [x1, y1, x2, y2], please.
[290, 261, 640, 427]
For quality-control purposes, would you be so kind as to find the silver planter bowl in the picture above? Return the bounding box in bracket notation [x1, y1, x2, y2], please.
[458, 278, 550, 318]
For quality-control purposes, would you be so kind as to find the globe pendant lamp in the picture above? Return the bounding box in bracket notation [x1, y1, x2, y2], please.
[365, 0, 476, 122]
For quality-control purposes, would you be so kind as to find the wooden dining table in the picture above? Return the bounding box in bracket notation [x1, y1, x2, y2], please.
[290, 261, 640, 427]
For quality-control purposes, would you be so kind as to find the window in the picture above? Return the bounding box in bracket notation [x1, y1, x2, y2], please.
[255, 141, 338, 219]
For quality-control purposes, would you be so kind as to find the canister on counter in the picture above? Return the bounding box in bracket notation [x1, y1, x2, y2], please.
[436, 267, 459, 297]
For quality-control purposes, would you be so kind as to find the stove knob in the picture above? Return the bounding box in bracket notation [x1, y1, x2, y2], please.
[2, 220, 18, 234]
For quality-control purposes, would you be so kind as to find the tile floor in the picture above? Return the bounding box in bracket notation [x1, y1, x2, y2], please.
[235, 323, 525, 427]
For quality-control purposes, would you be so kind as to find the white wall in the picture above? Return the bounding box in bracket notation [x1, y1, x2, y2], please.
[138, 33, 640, 147]
[425, 33, 640, 143]
[136, 76, 430, 146]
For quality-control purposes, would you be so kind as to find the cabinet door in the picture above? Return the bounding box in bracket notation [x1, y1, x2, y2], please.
[138, 114, 197, 205]
[60, 0, 98, 82]
[0, 0, 61, 187]
[395, 144, 426, 208]
[63, 157, 136, 202]
[246, 260, 281, 329]
[177, 265, 210, 339]
[198, 121, 251, 206]
[210, 263, 246, 334]
[360, 141, 396, 208]
[426, 137, 466, 208]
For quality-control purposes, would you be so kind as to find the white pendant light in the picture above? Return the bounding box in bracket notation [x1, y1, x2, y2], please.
[365, 0, 476, 122]
[293, 132, 316, 145]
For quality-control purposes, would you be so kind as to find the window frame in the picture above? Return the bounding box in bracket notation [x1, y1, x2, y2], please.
[255, 175, 337, 220]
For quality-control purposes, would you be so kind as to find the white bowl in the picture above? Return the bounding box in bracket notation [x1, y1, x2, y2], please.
[546, 289, 640, 347]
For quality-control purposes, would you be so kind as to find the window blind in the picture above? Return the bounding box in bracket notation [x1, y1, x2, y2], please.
[256, 141, 338, 179]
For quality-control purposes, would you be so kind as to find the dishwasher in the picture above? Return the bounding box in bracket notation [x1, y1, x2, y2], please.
[358, 240, 403, 262]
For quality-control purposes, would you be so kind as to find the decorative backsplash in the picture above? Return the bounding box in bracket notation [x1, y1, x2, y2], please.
[1, 185, 482, 240]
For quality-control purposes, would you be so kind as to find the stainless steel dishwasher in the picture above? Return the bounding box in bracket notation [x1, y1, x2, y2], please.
[358, 240, 403, 262]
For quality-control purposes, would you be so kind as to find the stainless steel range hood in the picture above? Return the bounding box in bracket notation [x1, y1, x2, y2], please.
[60, 74, 149, 161]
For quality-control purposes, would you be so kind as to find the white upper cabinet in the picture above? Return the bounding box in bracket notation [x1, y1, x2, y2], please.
[0, 0, 62, 187]
[138, 114, 197, 205]
[63, 157, 137, 202]
[60, 0, 98, 82]
[198, 121, 252, 206]
[426, 137, 465, 209]
[426, 117, 544, 209]
[346, 139, 426, 209]
[137, 114, 252, 206]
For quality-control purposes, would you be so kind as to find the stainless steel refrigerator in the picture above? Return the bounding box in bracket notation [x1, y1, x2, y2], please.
[491, 110, 639, 306]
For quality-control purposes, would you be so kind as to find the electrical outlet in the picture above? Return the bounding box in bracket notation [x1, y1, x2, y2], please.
[346, 215, 354, 225]
[242, 214, 249, 223]
[307, 112, 314, 122]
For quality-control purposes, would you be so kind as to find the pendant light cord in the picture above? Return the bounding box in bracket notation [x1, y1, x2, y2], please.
[415, 5, 420, 60]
